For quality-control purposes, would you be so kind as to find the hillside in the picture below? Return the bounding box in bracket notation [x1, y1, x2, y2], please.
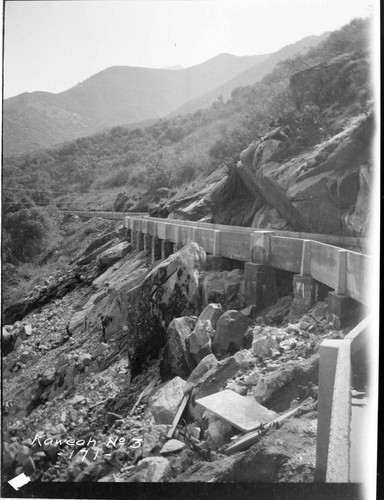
[173, 33, 330, 116]
[3, 53, 269, 156]
[2, 18, 372, 301]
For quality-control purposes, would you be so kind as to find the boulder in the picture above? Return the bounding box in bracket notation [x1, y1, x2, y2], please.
[128, 456, 172, 482]
[77, 238, 119, 266]
[343, 164, 371, 238]
[196, 303, 224, 330]
[95, 241, 132, 269]
[149, 376, 187, 425]
[212, 310, 253, 357]
[187, 354, 218, 384]
[110, 243, 206, 374]
[188, 320, 214, 364]
[189, 356, 241, 420]
[161, 317, 197, 379]
[200, 269, 245, 310]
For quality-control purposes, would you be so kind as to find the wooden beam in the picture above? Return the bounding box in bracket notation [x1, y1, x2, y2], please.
[225, 405, 302, 455]
[167, 393, 190, 439]
[237, 163, 310, 232]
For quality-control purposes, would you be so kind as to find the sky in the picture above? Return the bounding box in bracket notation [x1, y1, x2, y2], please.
[3, 0, 374, 99]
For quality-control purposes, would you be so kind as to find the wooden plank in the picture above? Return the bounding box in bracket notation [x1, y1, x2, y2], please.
[167, 393, 191, 439]
[310, 241, 339, 289]
[269, 236, 303, 273]
[225, 405, 302, 455]
[346, 252, 370, 304]
[196, 390, 276, 432]
[129, 374, 161, 417]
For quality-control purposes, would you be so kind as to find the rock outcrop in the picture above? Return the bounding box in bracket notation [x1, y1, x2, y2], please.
[148, 54, 372, 240]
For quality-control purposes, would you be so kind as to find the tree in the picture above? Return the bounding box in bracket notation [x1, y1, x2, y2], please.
[3, 207, 52, 263]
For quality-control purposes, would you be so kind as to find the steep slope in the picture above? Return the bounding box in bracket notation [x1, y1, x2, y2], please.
[3, 53, 268, 156]
[173, 33, 330, 115]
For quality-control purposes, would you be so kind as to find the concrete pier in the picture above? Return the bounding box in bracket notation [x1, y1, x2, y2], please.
[244, 263, 277, 310]
[161, 240, 174, 260]
[144, 234, 152, 258]
[290, 274, 318, 316]
[152, 236, 161, 262]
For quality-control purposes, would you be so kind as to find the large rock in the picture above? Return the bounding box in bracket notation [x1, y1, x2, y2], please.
[160, 317, 197, 379]
[188, 320, 214, 364]
[343, 164, 371, 238]
[188, 356, 241, 420]
[95, 241, 132, 269]
[196, 303, 224, 330]
[149, 376, 187, 425]
[212, 310, 253, 357]
[188, 354, 218, 384]
[188, 303, 224, 364]
[200, 269, 245, 310]
[121, 243, 206, 374]
[77, 244, 205, 374]
[77, 238, 119, 266]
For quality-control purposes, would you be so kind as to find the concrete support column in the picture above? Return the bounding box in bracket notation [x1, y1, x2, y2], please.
[327, 292, 357, 328]
[144, 234, 152, 258]
[315, 339, 341, 482]
[244, 263, 277, 310]
[137, 232, 144, 252]
[152, 237, 162, 263]
[290, 274, 318, 316]
[161, 240, 174, 260]
[132, 231, 139, 248]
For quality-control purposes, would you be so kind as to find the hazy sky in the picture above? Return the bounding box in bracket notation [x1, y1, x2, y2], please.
[4, 0, 374, 98]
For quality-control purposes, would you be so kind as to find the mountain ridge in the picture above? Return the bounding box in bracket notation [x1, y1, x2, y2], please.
[3, 36, 327, 156]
